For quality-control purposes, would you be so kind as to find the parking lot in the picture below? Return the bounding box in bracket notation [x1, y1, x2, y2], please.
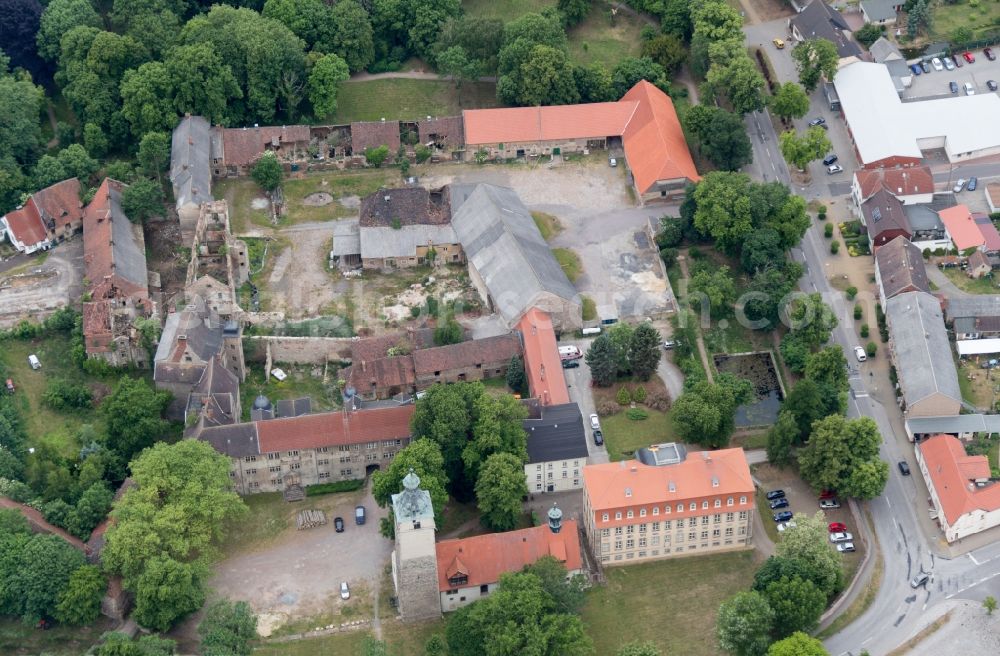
[903, 49, 1000, 100]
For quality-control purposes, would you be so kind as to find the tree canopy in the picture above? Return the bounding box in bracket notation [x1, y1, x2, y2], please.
[767, 632, 829, 656]
[199, 599, 258, 656]
[672, 373, 753, 448]
[685, 105, 753, 172]
[798, 415, 889, 499]
[774, 511, 844, 598]
[792, 39, 838, 92]
[716, 590, 774, 656]
[475, 452, 528, 531]
[372, 438, 450, 537]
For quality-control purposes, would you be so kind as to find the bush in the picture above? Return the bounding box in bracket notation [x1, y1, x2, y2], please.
[817, 210, 827, 221]
[616, 386, 632, 405]
[824, 223, 834, 238]
[659, 247, 678, 268]
[597, 401, 620, 417]
[831, 241, 840, 254]
[415, 145, 432, 164]
[632, 386, 647, 403]
[645, 390, 671, 412]
[626, 408, 649, 421]
[866, 342, 877, 357]
[846, 286, 858, 300]
[305, 479, 365, 496]
[853, 304, 862, 320]
[43, 379, 94, 411]
[861, 324, 870, 338]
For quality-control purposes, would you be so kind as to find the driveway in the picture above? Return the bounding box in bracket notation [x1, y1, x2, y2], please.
[208, 483, 391, 635]
[559, 337, 609, 465]
[0, 240, 83, 329]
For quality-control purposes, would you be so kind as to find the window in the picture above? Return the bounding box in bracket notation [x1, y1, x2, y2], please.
[615, 527, 623, 536]
[701, 516, 709, 526]
[602, 513, 609, 522]
[270, 478, 281, 486]
[701, 530, 708, 539]
[319, 447, 329, 453]
[249, 482, 260, 489]
[652, 507, 659, 516]
[366, 441, 378, 450]
[340, 456, 351, 463]
[726, 512, 735, 522]
[702, 501, 709, 510]
[537, 474, 542, 481]
[536, 483, 542, 491]
[615, 540, 623, 551]
[739, 496, 747, 505]
[714, 514, 721, 523]
[739, 511, 748, 520]
[269, 466, 281, 473]
[639, 524, 647, 534]
[714, 499, 721, 508]
[739, 526, 747, 535]
[677, 504, 683, 512]
[573, 479, 579, 486]
[689, 502, 697, 511]
[664, 520, 672, 530]
[639, 538, 647, 548]
[317, 459, 329, 466]
[638, 551, 646, 558]
[712, 529, 720, 538]
[688, 518, 697, 528]
[627, 510, 634, 519]
[573, 469, 579, 476]
[562, 461, 567, 468]
[688, 532, 696, 541]
[652, 522, 660, 532]
[626, 525, 634, 535]
[548, 463, 553, 470]
[664, 505, 670, 514]
[244, 456, 257, 463]
[536, 464, 542, 471]
[267, 453, 279, 460]
[601, 543, 610, 553]
[288, 450, 299, 457]
[601, 529, 610, 537]
[640, 508, 646, 517]
[448, 574, 468, 587]
[365, 453, 378, 462]
[290, 463, 301, 471]
[725, 527, 733, 537]
[562, 471, 567, 478]
[626, 539, 634, 549]
[340, 469, 353, 476]
[480, 584, 489, 595]
[727, 497, 734, 506]
[615, 512, 622, 520]
[246, 468, 257, 475]
[652, 536, 660, 546]
[319, 472, 331, 480]
[574, 460, 579, 467]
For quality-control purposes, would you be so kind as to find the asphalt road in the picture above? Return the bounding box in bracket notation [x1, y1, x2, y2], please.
[741, 20, 1000, 654]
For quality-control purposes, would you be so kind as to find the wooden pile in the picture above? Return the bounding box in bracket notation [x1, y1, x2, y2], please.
[296, 509, 327, 530]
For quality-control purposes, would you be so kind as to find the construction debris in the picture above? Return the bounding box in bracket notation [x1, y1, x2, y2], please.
[296, 509, 328, 530]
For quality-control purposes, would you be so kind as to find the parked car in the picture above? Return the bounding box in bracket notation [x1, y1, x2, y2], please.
[593, 429, 604, 446]
[662, 340, 678, 349]
[822, 154, 838, 166]
[769, 498, 790, 510]
[953, 54, 963, 68]
[829, 532, 854, 543]
[334, 516, 344, 532]
[590, 414, 601, 430]
[910, 63, 923, 75]
[777, 521, 797, 532]
[558, 345, 582, 360]
[820, 498, 841, 509]
[355, 505, 366, 525]
[898, 461, 911, 476]
[854, 345, 867, 362]
[931, 57, 944, 71]
[965, 82, 976, 95]
[773, 38, 785, 49]
[986, 47, 996, 61]
[954, 178, 967, 193]
[911, 572, 930, 588]
[920, 60, 931, 73]
[808, 117, 826, 126]
[765, 489, 785, 501]
[562, 359, 580, 369]
[819, 489, 836, 500]
[837, 542, 856, 553]
[773, 511, 793, 522]
[968, 177, 978, 191]
[828, 522, 847, 533]
[943, 56, 955, 70]
[271, 367, 287, 381]
[340, 581, 351, 600]
[609, 157, 617, 167]
[827, 164, 844, 174]
[964, 51, 976, 63]
[950, 81, 959, 94]
[988, 80, 998, 91]
[28, 354, 40, 370]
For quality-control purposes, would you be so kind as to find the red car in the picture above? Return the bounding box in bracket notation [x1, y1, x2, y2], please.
[964, 51, 976, 63]
[986, 47, 997, 61]
[828, 522, 847, 533]
[819, 489, 836, 500]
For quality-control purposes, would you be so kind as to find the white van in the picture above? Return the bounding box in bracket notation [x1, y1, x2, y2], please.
[854, 346, 867, 362]
[28, 354, 41, 370]
[558, 345, 582, 361]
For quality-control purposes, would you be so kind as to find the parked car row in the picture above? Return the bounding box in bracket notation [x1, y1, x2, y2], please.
[953, 176, 978, 193]
[912, 50, 991, 77]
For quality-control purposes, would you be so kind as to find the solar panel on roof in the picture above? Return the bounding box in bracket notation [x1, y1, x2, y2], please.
[872, 207, 882, 222]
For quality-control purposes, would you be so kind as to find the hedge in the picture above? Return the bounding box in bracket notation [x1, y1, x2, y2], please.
[305, 479, 365, 496]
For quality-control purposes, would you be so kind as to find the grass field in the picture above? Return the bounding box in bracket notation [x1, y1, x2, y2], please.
[215, 178, 271, 233]
[238, 362, 339, 422]
[553, 248, 583, 282]
[582, 551, 757, 656]
[601, 408, 676, 461]
[532, 211, 563, 241]
[931, 0, 1000, 42]
[567, 3, 647, 68]
[332, 79, 498, 124]
[0, 336, 120, 459]
[0, 617, 115, 656]
[941, 267, 1000, 295]
[581, 295, 597, 321]
[282, 169, 400, 222]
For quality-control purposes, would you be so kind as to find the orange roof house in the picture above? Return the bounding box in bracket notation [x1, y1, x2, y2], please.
[0, 178, 83, 254]
[939, 204, 986, 251]
[255, 404, 415, 453]
[918, 434, 1000, 542]
[516, 308, 569, 406]
[462, 81, 698, 201]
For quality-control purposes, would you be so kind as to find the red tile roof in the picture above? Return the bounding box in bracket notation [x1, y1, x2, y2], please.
[920, 434, 1000, 525]
[584, 449, 754, 522]
[2, 200, 47, 248]
[83, 178, 149, 299]
[412, 334, 521, 376]
[435, 521, 583, 592]
[462, 81, 698, 194]
[974, 214, 1000, 252]
[516, 308, 569, 406]
[857, 167, 934, 201]
[351, 120, 401, 154]
[220, 125, 311, 167]
[621, 80, 700, 192]
[32, 178, 83, 231]
[939, 204, 986, 251]
[255, 405, 415, 453]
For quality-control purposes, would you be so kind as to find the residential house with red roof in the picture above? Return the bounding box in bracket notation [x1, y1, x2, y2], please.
[851, 166, 934, 208]
[939, 204, 987, 252]
[82, 178, 157, 367]
[462, 81, 699, 201]
[0, 178, 83, 254]
[211, 124, 311, 177]
[583, 444, 755, 564]
[199, 404, 415, 495]
[917, 434, 1000, 542]
[516, 308, 569, 407]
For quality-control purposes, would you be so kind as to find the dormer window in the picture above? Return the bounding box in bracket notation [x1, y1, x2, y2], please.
[448, 574, 468, 587]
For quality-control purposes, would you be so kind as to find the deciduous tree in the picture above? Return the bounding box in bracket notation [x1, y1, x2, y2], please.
[138, 132, 170, 182]
[703, 56, 765, 115]
[36, 0, 101, 62]
[766, 410, 797, 466]
[121, 178, 164, 224]
[198, 599, 258, 656]
[518, 45, 580, 106]
[54, 564, 106, 625]
[692, 171, 754, 254]
[165, 42, 241, 124]
[522, 556, 587, 615]
[372, 439, 449, 537]
[792, 39, 838, 92]
[716, 590, 774, 656]
[1, 533, 86, 621]
[767, 632, 829, 656]
[779, 127, 831, 171]
[120, 63, 177, 139]
[250, 151, 283, 192]
[641, 33, 687, 75]
[611, 56, 669, 96]
[688, 262, 737, 319]
[475, 452, 528, 531]
[308, 53, 350, 119]
[323, 0, 375, 73]
[672, 374, 752, 448]
[769, 82, 810, 121]
[134, 555, 208, 631]
[685, 105, 753, 172]
[762, 576, 825, 638]
[411, 382, 487, 497]
[774, 511, 844, 598]
[463, 394, 528, 484]
[101, 376, 169, 467]
[556, 0, 590, 27]
[617, 642, 662, 656]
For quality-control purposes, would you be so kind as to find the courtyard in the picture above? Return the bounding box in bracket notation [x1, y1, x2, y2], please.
[0, 241, 84, 330]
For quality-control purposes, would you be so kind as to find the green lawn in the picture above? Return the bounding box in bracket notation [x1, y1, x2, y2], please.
[332, 79, 498, 124]
[214, 178, 271, 233]
[941, 267, 1000, 295]
[462, 0, 556, 19]
[0, 336, 122, 459]
[553, 248, 583, 283]
[239, 362, 340, 422]
[0, 617, 115, 656]
[255, 617, 445, 656]
[931, 0, 1000, 41]
[582, 551, 757, 656]
[601, 408, 676, 461]
[282, 169, 400, 222]
[217, 492, 290, 555]
[531, 211, 562, 241]
[567, 3, 647, 68]
[581, 295, 597, 322]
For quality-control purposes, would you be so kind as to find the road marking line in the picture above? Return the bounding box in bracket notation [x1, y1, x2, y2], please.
[969, 553, 981, 566]
[886, 497, 892, 510]
[862, 636, 873, 645]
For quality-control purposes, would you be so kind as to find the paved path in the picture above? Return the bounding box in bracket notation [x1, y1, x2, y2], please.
[675, 253, 715, 383]
[349, 70, 497, 83]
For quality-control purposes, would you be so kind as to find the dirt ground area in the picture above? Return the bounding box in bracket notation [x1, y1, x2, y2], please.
[206, 484, 391, 637]
[262, 223, 346, 319]
[0, 240, 83, 329]
[749, 0, 796, 22]
[145, 216, 188, 307]
[906, 600, 1000, 655]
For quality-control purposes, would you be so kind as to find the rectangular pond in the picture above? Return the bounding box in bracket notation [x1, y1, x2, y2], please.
[713, 351, 785, 428]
